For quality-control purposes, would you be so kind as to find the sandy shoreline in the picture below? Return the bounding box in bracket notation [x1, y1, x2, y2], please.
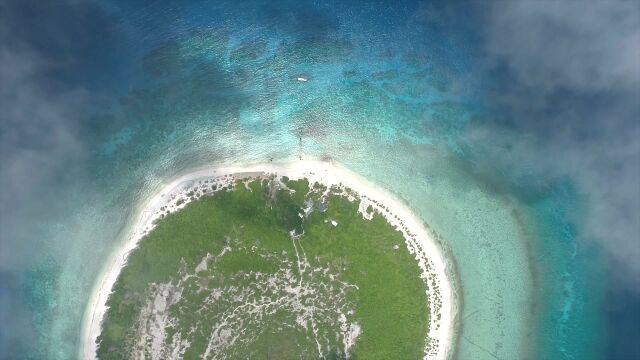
[80, 159, 459, 359]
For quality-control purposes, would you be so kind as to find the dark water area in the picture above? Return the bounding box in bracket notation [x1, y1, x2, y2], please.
[606, 275, 640, 359]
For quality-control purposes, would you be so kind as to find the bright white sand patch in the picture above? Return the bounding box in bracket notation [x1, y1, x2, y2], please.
[81, 159, 459, 360]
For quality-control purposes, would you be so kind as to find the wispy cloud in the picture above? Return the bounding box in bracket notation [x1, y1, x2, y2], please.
[0, 0, 108, 355]
[474, 0, 640, 287]
[0, 46, 90, 270]
[485, 1, 639, 93]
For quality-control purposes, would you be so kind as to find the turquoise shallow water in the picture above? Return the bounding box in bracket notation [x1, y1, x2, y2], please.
[2, 0, 631, 359]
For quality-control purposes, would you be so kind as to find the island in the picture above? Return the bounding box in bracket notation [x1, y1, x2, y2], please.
[82, 161, 457, 359]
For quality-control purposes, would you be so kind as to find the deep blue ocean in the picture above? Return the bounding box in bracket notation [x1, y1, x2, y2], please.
[1, 1, 638, 359]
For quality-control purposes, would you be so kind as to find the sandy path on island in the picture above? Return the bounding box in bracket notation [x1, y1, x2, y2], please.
[80, 159, 459, 360]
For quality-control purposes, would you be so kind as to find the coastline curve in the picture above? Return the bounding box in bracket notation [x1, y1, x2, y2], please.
[81, 159, 459, 359]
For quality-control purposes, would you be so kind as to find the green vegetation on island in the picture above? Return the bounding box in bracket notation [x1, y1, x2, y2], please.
[97, 176, 429, 359]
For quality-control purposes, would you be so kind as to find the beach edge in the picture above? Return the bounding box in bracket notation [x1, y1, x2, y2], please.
[80, 159, 459, 359]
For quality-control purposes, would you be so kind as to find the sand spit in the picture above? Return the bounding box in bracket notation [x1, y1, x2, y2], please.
[81, 159, 459, 360]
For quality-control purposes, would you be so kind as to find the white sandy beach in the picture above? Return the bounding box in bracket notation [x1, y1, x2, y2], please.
[81, 159, 458, 360]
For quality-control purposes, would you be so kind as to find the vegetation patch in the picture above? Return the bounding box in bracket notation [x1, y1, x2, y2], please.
[97, 176, 428, 359]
